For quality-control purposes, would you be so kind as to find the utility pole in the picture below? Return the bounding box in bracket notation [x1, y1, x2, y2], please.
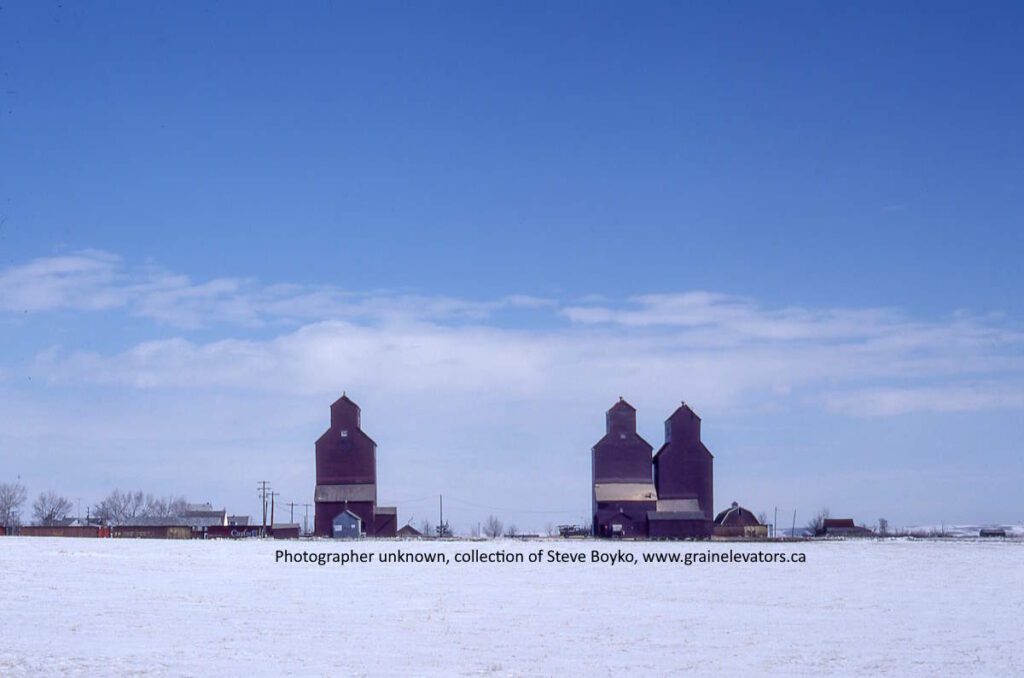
[257, 481, 270, 536]
[774, 506, 778, 540]
[270, 491, 280, 528]
[439, 494, 443, 538]
[791, 510, 796, 539]
[301, 503, 312, 535]
[287, 502, 296, 524]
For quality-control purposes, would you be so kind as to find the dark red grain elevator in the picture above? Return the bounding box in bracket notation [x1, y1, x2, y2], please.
[591, 398, 657, 538]
[314, 394, 397, 537]
[651, 402, 714, 538]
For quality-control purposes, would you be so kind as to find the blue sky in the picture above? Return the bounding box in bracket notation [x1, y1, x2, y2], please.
[1, 3, 1022, 530]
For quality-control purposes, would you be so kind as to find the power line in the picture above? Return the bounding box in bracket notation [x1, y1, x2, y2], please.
[376, 495, 439, 505]
[443, 495, 583, 515]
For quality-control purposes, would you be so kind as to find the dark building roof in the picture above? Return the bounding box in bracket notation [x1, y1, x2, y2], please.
[714, 502, 761, 527]
[397, 524, 422, 537]
[610, 397, 635, 411]
[331, 393, 360, 413]
[823, 518, 856, 529]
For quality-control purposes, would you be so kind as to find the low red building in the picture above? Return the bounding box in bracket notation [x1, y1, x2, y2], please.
[20, 525, 110, 538]
[313, 394, 398, 538]
[112, 525, 191, 539]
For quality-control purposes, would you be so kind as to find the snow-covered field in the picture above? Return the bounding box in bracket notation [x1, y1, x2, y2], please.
[1, 537, 1021, 676]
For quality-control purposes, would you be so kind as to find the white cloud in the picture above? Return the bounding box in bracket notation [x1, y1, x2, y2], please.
[0, 250, 554, 329]
[0, 249, 130, 312]
[29, 319, 1024, 419]
[825, 384, 1024, 417]
[4, 250, 1024, 420]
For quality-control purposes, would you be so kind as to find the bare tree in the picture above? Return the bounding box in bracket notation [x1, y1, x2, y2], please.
[805, 508, 830, 536]
[419, 519, 434, 538]
[0, 481, 28, 528]
[504, 524, 519, 538]
[877, 518, 889, 536]
[94, 489, 147, 525]
[483, 514, 503, 538]
[544, 521, 557, 537]
[33, 491, 73, 526]
[144, 494, 187, 518]
[756, 511, 769, 526]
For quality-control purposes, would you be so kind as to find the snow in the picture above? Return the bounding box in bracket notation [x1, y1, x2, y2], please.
[1, 537, 1022, 676]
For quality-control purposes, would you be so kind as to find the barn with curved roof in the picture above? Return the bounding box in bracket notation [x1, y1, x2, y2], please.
[713, 501, 767, 538]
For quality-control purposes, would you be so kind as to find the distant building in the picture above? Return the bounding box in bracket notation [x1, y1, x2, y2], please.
[314, 394, 398, 538]
[181, 503, 227, 528]
[20, 525, 110, 538]
[713, 501, 768, 538]
[397, 524, 422, 538]
[227, 515, 249, 526]
[269, 523, 301, 539]
[591, 398, 714, 539]
[819, 518, 874, 538]
[119, 503, 230, 538]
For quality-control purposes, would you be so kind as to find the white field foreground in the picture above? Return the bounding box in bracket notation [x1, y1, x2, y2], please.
[0, 537, 1021, 676]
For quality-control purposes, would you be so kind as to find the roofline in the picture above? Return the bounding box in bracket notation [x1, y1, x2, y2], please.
[653, 440, 713, 460]
[665, 402, 701, 422]
[592, 432, 654, 453]
[608, 397, 636, 412]
[331, 393, 361, 409]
